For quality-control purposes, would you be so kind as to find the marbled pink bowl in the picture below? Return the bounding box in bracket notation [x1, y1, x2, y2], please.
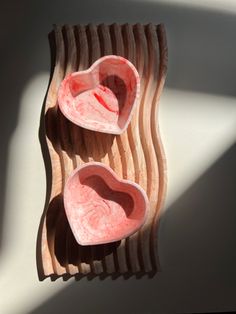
[63, 162, 148, 246]
[58, 55, 140, 135]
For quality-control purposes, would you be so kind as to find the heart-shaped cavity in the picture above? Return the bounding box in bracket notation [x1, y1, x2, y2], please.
[58, 55, 140, 134]
[64, 162, 148, 245]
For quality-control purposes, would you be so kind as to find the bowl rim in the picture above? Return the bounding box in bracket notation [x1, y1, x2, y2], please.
[63, 161, 149, 245]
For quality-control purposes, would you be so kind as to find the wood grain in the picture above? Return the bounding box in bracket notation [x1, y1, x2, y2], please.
[37, 23, 168, 279]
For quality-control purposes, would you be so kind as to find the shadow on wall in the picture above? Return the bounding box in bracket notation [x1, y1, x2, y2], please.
[30, 143, 236, 313]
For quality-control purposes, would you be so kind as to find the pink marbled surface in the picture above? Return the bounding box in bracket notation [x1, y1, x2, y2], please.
[63, 162, 148, 245]
[58, 55, 140, 134]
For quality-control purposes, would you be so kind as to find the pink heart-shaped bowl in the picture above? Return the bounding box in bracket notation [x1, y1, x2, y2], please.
[63, 162, 148, 245]
[58, 55, 140, 134]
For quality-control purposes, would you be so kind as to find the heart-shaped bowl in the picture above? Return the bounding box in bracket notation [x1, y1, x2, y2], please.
[63, 162, 148, 245]
[58, 55, 140, 134]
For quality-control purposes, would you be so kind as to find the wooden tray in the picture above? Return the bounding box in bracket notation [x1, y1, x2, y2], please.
[37, 23, 168, 280]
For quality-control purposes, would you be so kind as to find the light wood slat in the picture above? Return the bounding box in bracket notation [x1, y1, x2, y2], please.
[46, 26, 67, 277]
[133, 24, 158, 272]
[63, 25, 79, 276]
[110, 23, 129, 274]
[38, 23, 167, 279]
[97, 23, 117, 275]
[150, 24, 168, 269]
[73, 24, 92, 275]
[122, 24, 141, 272]
[86, 24, 104, 275]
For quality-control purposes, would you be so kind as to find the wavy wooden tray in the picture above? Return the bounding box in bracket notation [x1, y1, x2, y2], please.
[37, 23, 168, 280]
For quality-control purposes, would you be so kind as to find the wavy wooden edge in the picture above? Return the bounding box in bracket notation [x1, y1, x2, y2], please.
[37, 23, 168, 280]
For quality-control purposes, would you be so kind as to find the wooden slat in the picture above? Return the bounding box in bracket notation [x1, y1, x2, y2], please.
[122, 23, 141, 272]
[63, 25, 79, 276]
[97, 23, 117, 275]
[46, 26, 67, 277]
[151, 24, 168, 269]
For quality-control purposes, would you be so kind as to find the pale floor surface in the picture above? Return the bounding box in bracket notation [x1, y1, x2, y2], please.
[0, 76, 235, 313]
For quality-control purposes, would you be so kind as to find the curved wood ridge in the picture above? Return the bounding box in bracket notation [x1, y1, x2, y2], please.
[38, 23, 168, 279]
